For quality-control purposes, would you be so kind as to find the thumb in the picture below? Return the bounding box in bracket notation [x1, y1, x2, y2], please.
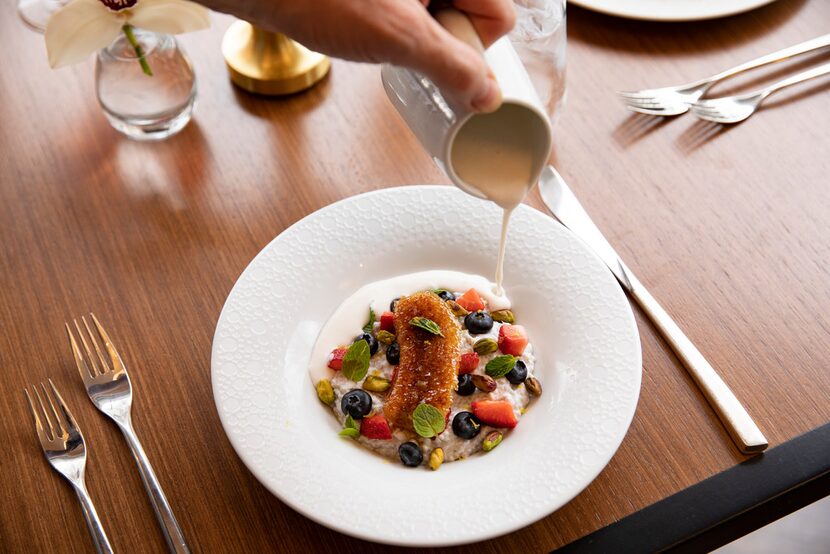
[395, 16, 502, 113]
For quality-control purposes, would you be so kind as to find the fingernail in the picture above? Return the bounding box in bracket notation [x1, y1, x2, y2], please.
[471, 77, 502, 113]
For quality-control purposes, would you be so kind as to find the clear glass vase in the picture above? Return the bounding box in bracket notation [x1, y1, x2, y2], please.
[95, 29, 196, 141]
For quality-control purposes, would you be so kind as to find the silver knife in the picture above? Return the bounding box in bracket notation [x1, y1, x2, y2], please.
[538, 165, 767, 454]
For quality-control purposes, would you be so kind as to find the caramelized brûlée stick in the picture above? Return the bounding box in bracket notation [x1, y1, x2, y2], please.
[383, 292, 461, 433]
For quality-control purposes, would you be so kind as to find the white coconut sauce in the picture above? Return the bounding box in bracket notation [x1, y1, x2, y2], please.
[449, 104, 548, 294]
[308, 270, 510, 382]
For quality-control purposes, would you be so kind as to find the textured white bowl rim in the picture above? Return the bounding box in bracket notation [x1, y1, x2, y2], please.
[211, 185, 642, 546]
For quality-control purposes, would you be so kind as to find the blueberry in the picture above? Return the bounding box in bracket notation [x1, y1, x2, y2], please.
[464, 311, 493, 334]
[390, 297, 400, 312]
[355, 333, 379, 356]
[436, 290, 455, 302]
[452, 411, 481, 440]
[386, 341, 400, 365]
[386, 342, 401, 365]
[340, 389, 372, 419]
[399, 442, 423, 467]
[457, 374, 476, 396]
[506, 360, 528, 385]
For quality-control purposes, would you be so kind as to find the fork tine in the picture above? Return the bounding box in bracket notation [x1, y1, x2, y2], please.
[73, 318, 104, 376]
[621, 96, 661, 106]
[90, 313, 124, 372]
[623, 103, 665, 114]
[692, 109, 724, 123]
[618, 91, 656, 100]
[32, 384, 56, 440]
[625, 105, 670, 116]
[81, 315, 111, 374]
[693, 105, 722, 116]
[692, 102, 717, 111]
[48, 379, 79, 432]
[40, 381, 67, 437]
[66, 322, 96, 381]
[623, 100, 663, 111]
[24, 387, 50, 444]
[690, 108, 711, 117]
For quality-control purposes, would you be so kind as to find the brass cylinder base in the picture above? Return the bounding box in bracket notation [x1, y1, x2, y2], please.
[222, 21, 331, 95]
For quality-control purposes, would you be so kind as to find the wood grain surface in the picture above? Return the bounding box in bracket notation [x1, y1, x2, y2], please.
[2, 1, 829, 552]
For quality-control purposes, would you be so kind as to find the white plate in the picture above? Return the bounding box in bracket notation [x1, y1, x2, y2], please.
[211, 186, 642, 546]
[570, 0, 779, 22]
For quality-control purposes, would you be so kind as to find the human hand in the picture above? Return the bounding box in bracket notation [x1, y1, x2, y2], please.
[207, 0, 515, 112]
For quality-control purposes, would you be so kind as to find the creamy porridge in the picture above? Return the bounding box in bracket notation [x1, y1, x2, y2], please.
[311, 271, 543, 469]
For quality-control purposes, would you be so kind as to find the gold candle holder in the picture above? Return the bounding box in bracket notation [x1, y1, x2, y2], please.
[222, 21, 331, 95]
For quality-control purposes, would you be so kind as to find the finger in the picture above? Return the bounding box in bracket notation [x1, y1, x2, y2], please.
[391, 13, 502, 112]
[450, 0, 516, 47]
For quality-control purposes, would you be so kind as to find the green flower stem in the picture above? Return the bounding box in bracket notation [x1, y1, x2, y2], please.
[122, 24, 153, 76]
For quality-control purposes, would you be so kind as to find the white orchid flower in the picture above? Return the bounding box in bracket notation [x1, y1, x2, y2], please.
[45, 0, 210, 72]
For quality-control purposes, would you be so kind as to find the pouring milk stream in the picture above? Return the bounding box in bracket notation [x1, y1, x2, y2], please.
[381, 8, 552, 295]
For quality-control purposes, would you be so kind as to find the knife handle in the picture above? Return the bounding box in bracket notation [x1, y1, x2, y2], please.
[625, 269, 768, 454]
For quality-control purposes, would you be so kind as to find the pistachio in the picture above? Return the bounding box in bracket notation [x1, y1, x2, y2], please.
[473, 338, 498, 355]
[316, 379, 335, 405]
[490, 309, 515, 324]
[482, 431, 503, 452]
[429, 447, 444, 471]
[362, 375, 391, 393]
[376, 330, 396, 345]
[447, 300, 469, 317]
[525, 376, 543, 397]
[471, 374, 497, 393]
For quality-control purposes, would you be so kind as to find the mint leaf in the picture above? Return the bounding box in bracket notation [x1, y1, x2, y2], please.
[412, 403, 446, 438]
[344, 414, 358, 430]
[485, 355, 517, 378]
[341, 340, 370, 382]
[339, 415, 360, 438]
[339, 427, 360, 438]
[362, 306, 376, 334]
[409, 316, 444, 337]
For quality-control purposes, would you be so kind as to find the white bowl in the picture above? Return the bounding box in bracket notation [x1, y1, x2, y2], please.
[211, 185, 642, 546]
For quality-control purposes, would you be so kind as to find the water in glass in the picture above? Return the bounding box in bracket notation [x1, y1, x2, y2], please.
[509, 0, 567, 124]
[95, 30, 196, 141]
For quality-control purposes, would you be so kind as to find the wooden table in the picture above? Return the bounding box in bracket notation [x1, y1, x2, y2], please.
[2, 1, 829, 552]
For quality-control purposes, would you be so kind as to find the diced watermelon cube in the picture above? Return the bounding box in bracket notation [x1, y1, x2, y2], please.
[456, 288, 485, 312]
[379, 311, 395, 332]
[459, 352, 480, 374]
[472, 400, 518, 429]
[327, 347, 347, 370]
[498, 324, 528, 356]
[360, 414, 393, 440]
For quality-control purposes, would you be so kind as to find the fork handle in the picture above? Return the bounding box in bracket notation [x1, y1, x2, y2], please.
[74, 481, 114, 554]
[710, 33, 830, 83]
[118, 417, 190, 554]
[762, 62, 830, 96]
[624, 268, 768, 454]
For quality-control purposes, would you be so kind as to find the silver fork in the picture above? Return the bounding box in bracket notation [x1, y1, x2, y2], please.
[619, 33, 830, 115]
[66, 314, 190, 554]
[24, 380, 114, 554]
[690, 62, 830, 124]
